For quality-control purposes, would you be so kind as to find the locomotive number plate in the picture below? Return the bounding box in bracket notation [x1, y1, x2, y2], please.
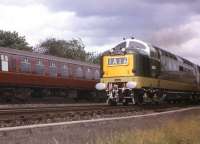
[108, 57, 128, 66]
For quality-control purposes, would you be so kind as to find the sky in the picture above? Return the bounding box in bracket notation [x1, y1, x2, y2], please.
[0, 0, 200, 64]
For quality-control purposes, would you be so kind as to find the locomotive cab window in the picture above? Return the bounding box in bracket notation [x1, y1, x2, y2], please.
[113, 42, 126, 50]
[150, 46, 160, 60]
[128, 41, 149, 55]
[150, 50, 158, 59]
[128, 41, 146, 49]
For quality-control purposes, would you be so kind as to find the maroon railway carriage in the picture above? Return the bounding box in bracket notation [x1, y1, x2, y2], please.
[0, 47, 100, 102]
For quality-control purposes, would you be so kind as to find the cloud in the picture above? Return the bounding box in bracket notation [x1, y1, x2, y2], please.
[0, 0, 200, 64]
[0, 0, 45, 6]
[143, 0, 200, 14]
[149, 24, 197, 48]
[149, 15, 200, 64]
[0, 4, 75, 45]
[40, 0, 199, 47]
[0, 2, 121, 52]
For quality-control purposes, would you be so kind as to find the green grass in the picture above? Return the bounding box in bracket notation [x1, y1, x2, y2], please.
[96, 116, 200, 144]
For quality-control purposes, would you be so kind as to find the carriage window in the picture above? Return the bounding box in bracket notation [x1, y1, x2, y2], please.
[37, 59, 43, 65]
[23, 57, 29, 63]
[1, 55, 8, 61]
[49, 61, 57, 77]
[36, 65, 44, 75]
[179, 66, 183, 72]
[94, 70, 100, 80]
[35, 59, 44, 75]
[0, 55, 9, 72]
[20, 57, 31, 73]
[85, 68, 93, 79]
[60, 64, 69, 77]
[63, 65, 67, 69]
[49, 61, 56, 67]
[75, 66, 83, 78]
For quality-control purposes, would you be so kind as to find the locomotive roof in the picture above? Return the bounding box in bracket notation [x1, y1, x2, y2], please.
[128, 39, 196, 66]
[0, 47, 99, 68]
[102, 38, 196, 67]
[102, 38, 151, 56]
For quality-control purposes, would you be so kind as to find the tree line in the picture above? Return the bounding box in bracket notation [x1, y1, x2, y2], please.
[0, 30, 100, 64]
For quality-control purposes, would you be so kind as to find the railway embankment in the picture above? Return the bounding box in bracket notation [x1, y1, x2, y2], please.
[0, 106, 199, 144]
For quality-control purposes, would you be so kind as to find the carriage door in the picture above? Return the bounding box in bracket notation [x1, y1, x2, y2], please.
[1, 55, 8, 71]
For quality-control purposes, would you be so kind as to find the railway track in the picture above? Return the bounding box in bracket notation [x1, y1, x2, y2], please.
[0, 103, 196, 128]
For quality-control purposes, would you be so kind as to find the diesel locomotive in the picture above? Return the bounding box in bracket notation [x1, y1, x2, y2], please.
[96, 38, 200, 105]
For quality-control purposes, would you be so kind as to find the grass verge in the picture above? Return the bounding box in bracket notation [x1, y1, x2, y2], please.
[96, 115, 200, 144]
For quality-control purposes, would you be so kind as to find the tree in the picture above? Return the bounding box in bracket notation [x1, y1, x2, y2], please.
[64, 39, 88, 61]
[36, 38, 66, 57]
[37, 38, 91, 62]
[87, 52, 101, 64]
[0, 30, 32, 51]
[36, 38, 101, 64]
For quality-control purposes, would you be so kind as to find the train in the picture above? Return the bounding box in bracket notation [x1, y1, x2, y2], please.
[0, 47, 102, 103]
[96, 38, 200, 105]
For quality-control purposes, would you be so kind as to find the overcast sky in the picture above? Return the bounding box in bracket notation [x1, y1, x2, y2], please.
[0, 0, 200, 64]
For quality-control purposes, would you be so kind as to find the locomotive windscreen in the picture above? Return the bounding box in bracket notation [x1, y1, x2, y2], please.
[128, 41, 146, 49]
[113, 42, 126, 50]
[127, 41, 149, 55]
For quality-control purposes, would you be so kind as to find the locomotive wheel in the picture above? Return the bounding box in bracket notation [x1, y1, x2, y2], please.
[122, 99, 129, 106]
[134, 90, 144, 105]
